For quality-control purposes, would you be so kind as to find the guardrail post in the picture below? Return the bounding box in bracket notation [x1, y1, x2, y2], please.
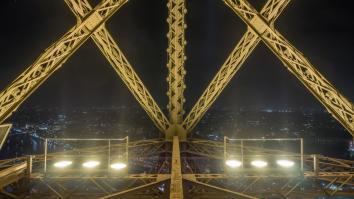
[26, 155, 32, 179]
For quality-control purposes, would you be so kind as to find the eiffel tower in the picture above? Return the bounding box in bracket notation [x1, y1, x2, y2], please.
[0, 0, 353, 198]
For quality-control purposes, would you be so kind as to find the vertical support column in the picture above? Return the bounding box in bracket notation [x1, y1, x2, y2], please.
[108, 140, 111, 171]
[170, 136, 183, 198]
[126, 136, 129, 164]
[26, 155, 33, 179]
[313, 154, 319, 176]
[300, 138, 304, 172]
[44, 138, 48, 173]
[166, 0, 187, 138]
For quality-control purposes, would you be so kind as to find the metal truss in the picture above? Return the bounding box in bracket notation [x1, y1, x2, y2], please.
[183, 0, 291, 132]
[0, 0, 352, 136]
[166, 0, 187, 126]
[0, 0, 170, 134]
[32, 174, 170, 199]
[1, 139, 353, 198]
[65, 0, 170, 133]
[222, 0, 354, 135]
[0, 0, 354, 198]
[0, 124, 12, 149]
[0, 0, 127, 125]
[170, 136, 183, 198]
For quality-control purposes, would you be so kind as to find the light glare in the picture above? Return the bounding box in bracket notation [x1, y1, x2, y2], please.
[225, 159, 242, 168]
[251, 160, 268, 168]
[110, 162, 127, 170]
[277, 160, 295, 168]
[82, 160, 100, 168]
[54, 161, 72, 168]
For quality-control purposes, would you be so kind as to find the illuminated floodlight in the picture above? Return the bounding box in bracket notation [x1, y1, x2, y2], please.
[225, 159, 242, 168]
[251, 160, 268, 168]
[82, 160, 100, 169]
[277, 159, 295, 168]
[54, 160, 72, 168]
[110, 162, 127, 170]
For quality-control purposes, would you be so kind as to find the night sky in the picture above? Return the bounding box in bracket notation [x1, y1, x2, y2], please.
[0, 0, 353, 112]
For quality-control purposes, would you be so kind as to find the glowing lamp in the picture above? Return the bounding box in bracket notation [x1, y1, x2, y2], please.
[82, 160, 100, 168]
[54, 160, 72, 168]
[110, 162, 127, 170]
[251, 160, 268, 168]
[277, 160, 295, 168]
[225, 159, 242, 168]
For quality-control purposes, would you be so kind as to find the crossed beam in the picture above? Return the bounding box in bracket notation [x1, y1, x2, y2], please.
[64, 0, 171, 132]
[183, 0, 354, 135]
[0, 0, 352, 141]
[0, 0, 171, 134]
[183, 0, 291, 132]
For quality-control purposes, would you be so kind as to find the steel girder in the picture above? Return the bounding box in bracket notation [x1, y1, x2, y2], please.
[0, 0, 353, 198]
[65, 0, 170, 133]
[223, 0, 354, 135]
[0, 0, 127, 125]
[0, 124, 12, 149]
[183, 0, 291, 133]
[166, 0, 187, 126]
[170, 136, 183, 198]
[1, 140, 354, 198]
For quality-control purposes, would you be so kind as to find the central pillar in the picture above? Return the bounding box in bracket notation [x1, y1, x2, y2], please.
[165, 124, 187, 140]
[166, 0, 187, 127]
[170, 136, 183, 198]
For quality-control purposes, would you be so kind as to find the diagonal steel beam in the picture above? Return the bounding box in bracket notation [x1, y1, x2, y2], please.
[224, 0, 354, 136]
[183, 0, 291, 133]
[65, 0, 170, 133]
[98, 176, 170, 199]
[0, 0, 127, 125]
[0, 124, 12, 149]
[184, 177, 258, 199]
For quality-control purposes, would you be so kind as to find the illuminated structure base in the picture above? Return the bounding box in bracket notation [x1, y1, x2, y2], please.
[0, 0, 353, 198]
[0, 138, 353, 198]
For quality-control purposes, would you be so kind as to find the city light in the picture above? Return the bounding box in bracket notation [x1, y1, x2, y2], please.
[110, 162, 127, 170]
[276, 159, 295, 168]
[225, 159, 242, 168]
[82, 160, 100, 168]
[53, 160, 72, 168]
[251, 160, 268, 168]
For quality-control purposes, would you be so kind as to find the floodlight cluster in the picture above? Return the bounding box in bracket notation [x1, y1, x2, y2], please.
[53, 160, 127, 170]
[225, 159, 296, 169]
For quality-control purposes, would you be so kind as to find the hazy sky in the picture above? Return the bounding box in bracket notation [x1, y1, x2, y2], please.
[0, 0, 353, 112]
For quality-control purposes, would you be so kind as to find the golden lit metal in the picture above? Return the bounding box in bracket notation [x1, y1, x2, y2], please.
[82, 161, 100, 169]
[251, 160, 268, 168]
[53, 161, 72, 169]
[183, 0, 291, 133]
[225, 160, 242, 168]
[0, 0, 353, 197]
[110, 162, 127, 170]
[0, 0, 128, 126]
[223, 0, 354, 135]
[166, 0, 187, 125]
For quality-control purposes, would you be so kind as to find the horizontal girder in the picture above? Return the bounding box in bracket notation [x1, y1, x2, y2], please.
[0, 139, 354, 198]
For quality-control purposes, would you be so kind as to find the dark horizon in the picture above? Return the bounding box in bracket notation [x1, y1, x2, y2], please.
[1, 0, 353, 113]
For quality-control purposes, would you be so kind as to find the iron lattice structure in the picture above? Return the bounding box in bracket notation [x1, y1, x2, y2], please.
[0, 0, 353, 198]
